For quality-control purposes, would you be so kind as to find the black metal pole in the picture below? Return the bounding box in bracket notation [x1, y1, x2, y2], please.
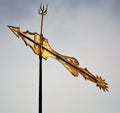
[38, 3, 48, 113]
[39, 55, 42, 113]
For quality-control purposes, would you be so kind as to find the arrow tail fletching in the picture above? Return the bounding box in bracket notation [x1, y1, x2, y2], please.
[53, 55, 108, 91]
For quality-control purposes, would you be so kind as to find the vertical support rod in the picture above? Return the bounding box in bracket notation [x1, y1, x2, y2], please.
[39, 55, 42, 113]
[38, 3, 48, 113]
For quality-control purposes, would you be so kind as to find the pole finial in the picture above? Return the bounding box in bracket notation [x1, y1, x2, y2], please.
[39, 3, 48, 35]
[39, 3, 48, 15]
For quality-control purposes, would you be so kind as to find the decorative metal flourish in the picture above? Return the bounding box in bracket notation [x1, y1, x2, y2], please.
[8, 25, 108, 91]
[38, 3, 48, 35]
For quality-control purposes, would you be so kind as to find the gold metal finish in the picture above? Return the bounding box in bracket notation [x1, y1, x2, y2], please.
[8, 25, 108, 91]
[38, 3, 48, 35]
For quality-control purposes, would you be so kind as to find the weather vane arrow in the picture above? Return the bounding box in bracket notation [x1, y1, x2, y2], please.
[8, 3, 108, 97]
[7, 24, 108, 91]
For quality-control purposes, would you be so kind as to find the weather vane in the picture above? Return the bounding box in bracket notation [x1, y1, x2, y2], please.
[7, 2, 108, 113]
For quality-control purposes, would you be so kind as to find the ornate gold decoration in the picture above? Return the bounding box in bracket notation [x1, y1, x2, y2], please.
[8, 25, 108, 91]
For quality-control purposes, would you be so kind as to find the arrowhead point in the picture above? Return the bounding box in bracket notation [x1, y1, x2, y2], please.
[7, 25, 20, 38]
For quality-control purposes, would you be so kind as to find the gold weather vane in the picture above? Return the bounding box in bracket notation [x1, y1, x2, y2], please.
[7, 25, 108, 91]
[7, 4, 108, 91]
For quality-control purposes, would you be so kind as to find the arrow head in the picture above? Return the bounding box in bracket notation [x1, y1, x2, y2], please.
[7, 25, 20, 38]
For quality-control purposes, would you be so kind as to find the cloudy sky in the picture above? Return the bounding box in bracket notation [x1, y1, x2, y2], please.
[0, 0, 120, 113]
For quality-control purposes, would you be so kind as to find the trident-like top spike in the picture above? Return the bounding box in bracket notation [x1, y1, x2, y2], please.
[38, 3, 48, 35]
[39, 3, 48, 15]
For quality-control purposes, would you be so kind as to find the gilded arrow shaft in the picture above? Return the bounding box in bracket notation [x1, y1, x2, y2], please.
[18, 32, 97, 82]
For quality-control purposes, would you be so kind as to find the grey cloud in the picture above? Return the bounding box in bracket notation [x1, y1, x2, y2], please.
[0, 0, 39, 23]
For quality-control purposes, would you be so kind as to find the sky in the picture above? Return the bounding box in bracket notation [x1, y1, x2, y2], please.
[0, 0, 120, 113]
